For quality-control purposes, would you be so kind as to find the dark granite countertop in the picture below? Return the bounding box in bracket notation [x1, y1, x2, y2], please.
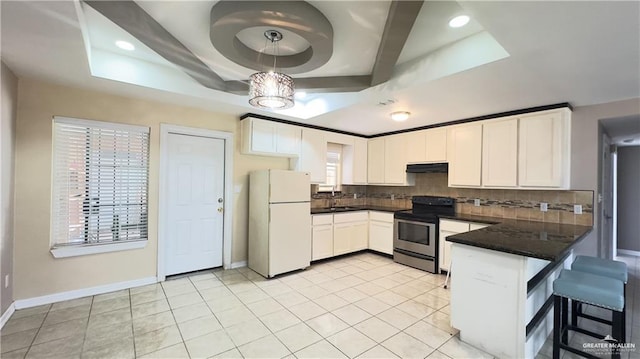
[441, 214, 592, 261]
[311, 206, 406, 214]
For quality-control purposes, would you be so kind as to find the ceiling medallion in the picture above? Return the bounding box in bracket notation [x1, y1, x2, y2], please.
[248, 30, 295, 109]
[210, 1, 333, 74]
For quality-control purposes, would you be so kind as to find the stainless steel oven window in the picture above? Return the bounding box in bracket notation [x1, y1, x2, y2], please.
[396, 219, 431, 246]
[393, 219, 437, 258]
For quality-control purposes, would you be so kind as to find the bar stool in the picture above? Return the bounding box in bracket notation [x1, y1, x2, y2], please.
[553, 269, 624, 359]
[571, 256, 628, 342]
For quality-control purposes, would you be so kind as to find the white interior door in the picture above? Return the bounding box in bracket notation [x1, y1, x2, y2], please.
[166, 133, 225, 275]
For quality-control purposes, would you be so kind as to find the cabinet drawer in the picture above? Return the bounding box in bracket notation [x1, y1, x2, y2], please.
[312, 214, 333, 225]
[369, 211, 393, 222]
[439, 220, 470, 232]
[333, 211, 368, 223]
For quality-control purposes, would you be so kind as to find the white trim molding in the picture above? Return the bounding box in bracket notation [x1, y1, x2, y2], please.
[617, 249, 640, 257]
[158, 124, 234, 281]
[51, 240, 147, 258]
[1, 303, 16, 329]
[14, 276, 157, 310]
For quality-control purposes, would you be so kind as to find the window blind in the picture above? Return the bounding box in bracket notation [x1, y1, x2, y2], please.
[319, 143, 343, 192]
[51, 117, 150, 247]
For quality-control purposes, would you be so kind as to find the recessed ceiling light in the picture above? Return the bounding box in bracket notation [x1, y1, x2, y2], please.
[449, 15, 470, 28]
[390, 111, 410, 122]
[115, 40, 135, 51]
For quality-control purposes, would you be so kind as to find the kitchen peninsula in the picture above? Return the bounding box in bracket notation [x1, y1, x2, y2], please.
[445, 216, 592, 359]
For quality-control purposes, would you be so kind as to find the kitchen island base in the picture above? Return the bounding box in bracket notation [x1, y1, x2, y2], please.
[450, 243, 572, 358]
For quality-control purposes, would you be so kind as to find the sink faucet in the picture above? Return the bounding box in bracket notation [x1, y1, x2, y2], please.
[329, 186, 338, 208]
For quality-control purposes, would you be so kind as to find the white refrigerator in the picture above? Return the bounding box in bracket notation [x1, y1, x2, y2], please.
[248, 170, 311, 278]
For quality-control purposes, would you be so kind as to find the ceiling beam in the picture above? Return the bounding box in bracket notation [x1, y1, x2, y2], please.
[370, 0, 424, 87]
[84, 0, 227, 91]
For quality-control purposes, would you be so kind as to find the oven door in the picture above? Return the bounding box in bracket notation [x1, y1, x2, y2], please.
[393, 219, 436, 257]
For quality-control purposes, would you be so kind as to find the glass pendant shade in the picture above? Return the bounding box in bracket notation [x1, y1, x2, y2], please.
[249, 71, 295, 109]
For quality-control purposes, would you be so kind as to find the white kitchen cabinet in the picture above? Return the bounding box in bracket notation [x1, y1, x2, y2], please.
[333, 212, 368, 255]
[291, 128, 326, 183]
[241, 117, 301, 157]
[439, 219, 489, 272]
[384, 134, 407, 184]
[425, 128, 448, 163]
[368, 211, 394, 255]
[406, 131, 427, 164]
[343, 137, 368, 185]
[367, 138, 385, 184]
[482, 118, 518, 187]
[448, 123, 483, 187]
[312, 214, 333, 260]
[519, 110, 571, 188]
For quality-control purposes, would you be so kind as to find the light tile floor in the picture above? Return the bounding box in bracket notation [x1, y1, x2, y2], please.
[1, 253, 638, 359]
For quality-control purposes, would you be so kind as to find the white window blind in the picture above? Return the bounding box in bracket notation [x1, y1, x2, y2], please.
[318, 143, 342, 192]
[51, 117, 150, 247]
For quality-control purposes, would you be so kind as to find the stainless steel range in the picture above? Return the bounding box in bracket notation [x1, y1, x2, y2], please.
[393, 196, 455, 273]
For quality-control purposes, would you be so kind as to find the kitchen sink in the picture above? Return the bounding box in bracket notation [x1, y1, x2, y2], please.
[328, 206, 358, 211]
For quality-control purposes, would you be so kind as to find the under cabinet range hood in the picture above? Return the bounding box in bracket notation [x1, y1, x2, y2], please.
[406, 163, 448, 173]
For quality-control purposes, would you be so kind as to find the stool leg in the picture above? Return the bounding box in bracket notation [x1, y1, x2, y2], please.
[622, 286, 626, 342]
[562, 297, 569, 344]
[553, 295, 561, 359]
[571, 300, 578, 327]
[612, 309, 623, 359]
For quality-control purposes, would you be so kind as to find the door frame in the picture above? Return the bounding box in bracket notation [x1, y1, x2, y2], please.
[158, 124, 234, 281]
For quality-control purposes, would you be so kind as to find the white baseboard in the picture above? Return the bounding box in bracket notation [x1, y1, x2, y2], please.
[617, 249, 640, 257]
[1, 302, 16, 329]
[14, 276, 157, 310]
[230, 260, 247, 269]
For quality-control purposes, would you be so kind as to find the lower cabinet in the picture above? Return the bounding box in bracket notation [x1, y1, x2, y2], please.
[439, 219, 489, 272]
[313, 211, 395, 260]
[368, 211, 394, 255]
[312, 214, 334, 260]
[333, 212, 369, 255]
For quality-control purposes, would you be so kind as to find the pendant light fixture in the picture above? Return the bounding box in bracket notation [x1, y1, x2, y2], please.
[248, 30, 295, 109]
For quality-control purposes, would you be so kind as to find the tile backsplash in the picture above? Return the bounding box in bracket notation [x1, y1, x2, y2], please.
[311, 173, 593, 226]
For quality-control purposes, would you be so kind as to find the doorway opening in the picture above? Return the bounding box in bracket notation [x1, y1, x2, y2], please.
[600, 115, 640, 259]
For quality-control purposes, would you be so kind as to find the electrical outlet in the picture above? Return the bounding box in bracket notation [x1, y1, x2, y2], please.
[353, 193, 357, 199]
[4, 275, 8, 288]
[391, 194, 395, 201]
[474, 199, 480, 207]
[540, 202, 548, 212]
[574, 205, 583, 214]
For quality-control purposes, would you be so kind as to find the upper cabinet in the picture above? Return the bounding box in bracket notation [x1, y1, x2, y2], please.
[482, 118, 518, 187]
[241, 117, 301, 157]
[425, 128, 448, 163]
[367, 138, 385, 184]
[343, 137, 368, 185]
[384, 135, 408, 185]
[292, 128, 327, 183]
[448, 108, 571, 189]
[367, 135, 413, 185]
[518, 109, 571, 188]
[448, 123, 483, 187]
[406, 131, 427, 164]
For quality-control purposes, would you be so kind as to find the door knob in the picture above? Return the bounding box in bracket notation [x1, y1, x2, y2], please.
[218, 207, 224, 213]
[218, 198, 224, 203]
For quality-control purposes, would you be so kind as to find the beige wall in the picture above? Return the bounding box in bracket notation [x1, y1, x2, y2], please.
[13, 78, 288, 300]
[570, 98, 640, 258]
[1, 62, 18, 313]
